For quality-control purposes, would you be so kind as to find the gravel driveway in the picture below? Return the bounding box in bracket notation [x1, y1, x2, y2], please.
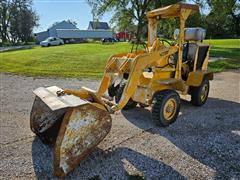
[0, 70, 240, 179]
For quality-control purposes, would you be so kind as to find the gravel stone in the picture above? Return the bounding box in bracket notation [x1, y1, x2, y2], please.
[0, 70, 239, 179]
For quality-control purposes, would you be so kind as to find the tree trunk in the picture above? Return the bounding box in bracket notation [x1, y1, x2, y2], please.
[1, 14, 8, 42]
[136, 20, 143, 42]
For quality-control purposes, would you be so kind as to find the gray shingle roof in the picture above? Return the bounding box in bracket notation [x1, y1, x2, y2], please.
[48, 20, 78, 30]
[88, 21, 110, 30]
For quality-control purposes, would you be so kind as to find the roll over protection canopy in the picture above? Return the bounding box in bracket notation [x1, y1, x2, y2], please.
[147, 2, 199, 19]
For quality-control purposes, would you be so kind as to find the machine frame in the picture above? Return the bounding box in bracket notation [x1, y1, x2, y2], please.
[30, 3, 213, 177]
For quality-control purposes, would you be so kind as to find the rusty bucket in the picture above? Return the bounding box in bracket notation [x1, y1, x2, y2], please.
[30, 86, 112, 177]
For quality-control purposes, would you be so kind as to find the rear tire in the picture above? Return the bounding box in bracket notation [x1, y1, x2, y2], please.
[190, 78, 209, 106]
[115, 82, 137, 110]
[152, 90, 180, 127]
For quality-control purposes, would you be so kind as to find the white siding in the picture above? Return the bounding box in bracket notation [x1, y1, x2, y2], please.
[48, 21, 78, 37]
[56, 29, 113, 39]
[35, 31, 49, 42]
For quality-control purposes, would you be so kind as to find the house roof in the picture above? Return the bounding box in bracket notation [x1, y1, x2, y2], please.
[147, 2, 199, 18]
[89, 21, 110, 30]
[48, 20, 78, 30]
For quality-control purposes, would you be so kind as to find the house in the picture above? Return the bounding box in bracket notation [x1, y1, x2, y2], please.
[48, 21, 78, 37]
[115, 31, 133, 41]
[35, 31, 49, 43]
[35, 20, 78, 42]
[88, 21, 110, 30]
[56, 29, 113, 40]
[35, 20, 112, 43]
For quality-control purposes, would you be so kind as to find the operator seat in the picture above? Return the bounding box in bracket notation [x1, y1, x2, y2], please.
[174, 27, 209, 69]
[196, 44, 209, 69]
[183, 42, 198, 62]
[172, 42, 198, 65]
[183, 42, 209, 69]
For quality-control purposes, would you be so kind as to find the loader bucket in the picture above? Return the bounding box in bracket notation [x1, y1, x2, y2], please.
[30, 86, 112, 177]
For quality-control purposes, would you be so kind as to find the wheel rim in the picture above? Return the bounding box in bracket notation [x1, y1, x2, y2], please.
[163, 98, 177, 121]
[200, 84, 209, 102]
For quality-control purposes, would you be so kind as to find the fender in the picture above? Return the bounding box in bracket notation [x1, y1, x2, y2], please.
[186, 70, 213, 87]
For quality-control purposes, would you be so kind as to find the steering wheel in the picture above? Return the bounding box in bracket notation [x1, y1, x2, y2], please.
[131, 40, 149, 53]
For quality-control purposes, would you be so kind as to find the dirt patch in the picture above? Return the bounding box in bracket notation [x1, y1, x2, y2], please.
[0, 71, 240, 179]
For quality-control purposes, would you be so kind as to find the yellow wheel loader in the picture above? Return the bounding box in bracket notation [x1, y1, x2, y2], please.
[30, 3, 213, 177]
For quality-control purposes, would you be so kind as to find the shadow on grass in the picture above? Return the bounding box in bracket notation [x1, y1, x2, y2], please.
[209, 59, 240, 72]
[210, 47, 240, 59]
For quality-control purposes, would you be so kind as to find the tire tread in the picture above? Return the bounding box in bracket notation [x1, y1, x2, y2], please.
[152, 90, 180, 127]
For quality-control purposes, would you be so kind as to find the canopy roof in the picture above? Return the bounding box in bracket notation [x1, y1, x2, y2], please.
[147, 3, 199, 19]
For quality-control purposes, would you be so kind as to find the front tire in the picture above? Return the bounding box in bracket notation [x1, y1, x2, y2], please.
[190, 78, 210, 106]
[152, 90, 180, 127]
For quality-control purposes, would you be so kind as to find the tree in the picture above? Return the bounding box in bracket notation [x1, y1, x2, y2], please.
[0, 0, 11, 42]
[158, 18, 178, 39]
[110, 8, 137, 33]
[87, 0, 182, 41]
[88, 0, 98, 22]
[67, 19, 77, 26]
[206, 0, 239, 38]
[0, 0, 38, 44]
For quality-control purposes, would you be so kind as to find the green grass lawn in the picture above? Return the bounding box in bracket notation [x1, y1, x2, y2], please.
[205, 39, 240, 59]
[204, 39, 240, 72]
[0, 42, 131, 78]
[0, 39, 239, 79]
[208, 59, 240, 72]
